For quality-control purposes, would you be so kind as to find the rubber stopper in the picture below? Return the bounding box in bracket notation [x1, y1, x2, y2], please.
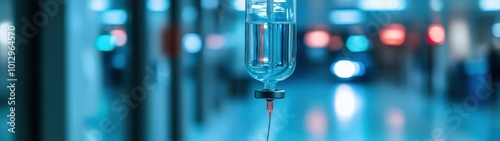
[254, 89, 285, 100]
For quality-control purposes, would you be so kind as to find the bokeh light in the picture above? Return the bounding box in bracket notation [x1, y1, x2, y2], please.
[427, 24, 445, 45]
[182, 33, 202, 53]
[346, 35, 370, 52]
[0, 22, 11, 45]
[449, 19, 470, 58]
[89, 0, 109, 11]
[352, 62, 366, 77]
[206, 34, 226, 50]
[331, 60, 366, 79]
[492, 23, 500, 37]
[102, 10, 128, 25]
[304, 30, 330, 48]
[359, 0, 407, 11]
[334, 84, 357, 122]
[306, 110, 328, 136]
[147, 0, 169, 12]
[332, 60, 356, 79]
[111, 29, 127, 47]
[386, 108, 405, 131]
[380, 24, 406, 46]
[329, 35, 343, 51]
[479, 0, 500, 11]
[329, 10, 364, 25]
[233, 0, 245, 11]
[95, 35, 117, 51]
[430, 0, 443, 11]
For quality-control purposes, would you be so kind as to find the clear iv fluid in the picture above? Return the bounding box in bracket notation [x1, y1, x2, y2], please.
[245, 0, 296, 89]
[245, 21, 296, 86]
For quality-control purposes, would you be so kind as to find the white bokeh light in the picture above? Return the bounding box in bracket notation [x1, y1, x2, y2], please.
[89, 0, 109, 11]
[182, 33, 202, 53]
[233, 0, 245, 11]
[334, 84, 357, 122]
[0, 22, 12, 45]
[449, 19, 470, 59]
[332, 60, 356, 78]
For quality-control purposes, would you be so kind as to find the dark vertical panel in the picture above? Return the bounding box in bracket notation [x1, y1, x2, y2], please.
[14, 0, 41, 140]
[167, 0, 182, 140]
[40, 0, 66, 140]
[130, 0, 146, 141]
[195, 0, 204, 124]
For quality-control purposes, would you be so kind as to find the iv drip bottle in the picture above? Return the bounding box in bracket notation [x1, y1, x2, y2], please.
[245, 0, 297, 90]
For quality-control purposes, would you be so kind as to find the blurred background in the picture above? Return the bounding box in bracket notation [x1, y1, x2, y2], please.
[1, 0, 500, 141]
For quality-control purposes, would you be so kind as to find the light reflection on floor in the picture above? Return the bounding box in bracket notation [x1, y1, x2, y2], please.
[189, 80, 500, 141]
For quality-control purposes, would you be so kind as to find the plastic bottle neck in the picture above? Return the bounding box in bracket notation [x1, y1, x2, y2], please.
[264, 82, 276, 90]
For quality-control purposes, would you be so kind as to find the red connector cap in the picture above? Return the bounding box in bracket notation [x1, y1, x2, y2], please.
[266, 100, 274, 118]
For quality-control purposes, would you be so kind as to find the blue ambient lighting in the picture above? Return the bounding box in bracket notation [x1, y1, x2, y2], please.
[202, 0, 219, 9]
[464, 58, 488, 75]
[182, 7, 198, 23]
[112, 53, 126, 69]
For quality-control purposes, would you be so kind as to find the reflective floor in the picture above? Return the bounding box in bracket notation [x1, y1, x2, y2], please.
[187, 76, 500, 141]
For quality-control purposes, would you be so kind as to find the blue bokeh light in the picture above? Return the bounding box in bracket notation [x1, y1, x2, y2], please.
[89, 0, 109, 11]
[147, 0, 170, 12]
[101, 9, 128, 25]
[182, 33, 202, 53]
[479, 0, 500, 11]
[329, 10, 364, 25]
[493, 23, 500, 37]
[359, 0, 407, 11]
[346, 35, 370, 52]
[95, 35, 116, 51]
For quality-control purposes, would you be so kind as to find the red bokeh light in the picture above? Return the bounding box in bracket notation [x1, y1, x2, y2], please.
[427, 24, 445, 45]
[206, 34, 225, 50]
[379, 24, 406, 46]
[306, 110, 328, 136]
[329, 35, 343, 51]
[304, 30, 330, 48]
[111, 29, 127, 47]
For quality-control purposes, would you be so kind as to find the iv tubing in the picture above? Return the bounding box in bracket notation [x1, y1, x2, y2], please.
[266, 100, 274, 141]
